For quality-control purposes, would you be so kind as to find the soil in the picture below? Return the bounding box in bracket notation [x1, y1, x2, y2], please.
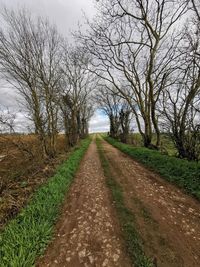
[101, 138, 200, 267]
[37, 139, 132, 267]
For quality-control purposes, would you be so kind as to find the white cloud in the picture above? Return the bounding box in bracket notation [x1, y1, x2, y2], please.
[89, 110, 109, 133]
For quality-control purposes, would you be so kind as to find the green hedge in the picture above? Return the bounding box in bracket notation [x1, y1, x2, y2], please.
[0, 138, 91, 267]
[105, 137, 200, 200]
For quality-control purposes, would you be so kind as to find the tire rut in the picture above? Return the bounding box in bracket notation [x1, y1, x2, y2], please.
[101, 139, 200, 267]
[37, 139, 132, 267]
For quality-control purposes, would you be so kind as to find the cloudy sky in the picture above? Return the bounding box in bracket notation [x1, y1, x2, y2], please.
[0, 0, 109, 133]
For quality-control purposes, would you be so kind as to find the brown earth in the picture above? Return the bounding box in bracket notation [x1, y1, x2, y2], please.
[101, 138, 200, 267]
[0, 134, 69, 229]
[37, 138, 132, 267]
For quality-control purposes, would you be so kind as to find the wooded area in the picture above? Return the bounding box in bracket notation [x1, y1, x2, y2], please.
[78, 0, 200, 160]
[0, 8, 95, 159]
[0, 0, 200, 161]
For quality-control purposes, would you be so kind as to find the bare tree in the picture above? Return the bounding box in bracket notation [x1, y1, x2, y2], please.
[0, 108, 15, 134]
[0, 108, 34, 158]
[161, 1, 200, 160]
[0, 8, 63, 157]
[191, 0, 200, 21]
[94, 86, 121, 138]
[119, 103, 132, 143]
[94, 84, 132, 143]
[79, 101, 94, 138]
[34, 19, 63, 157]
[59, 45, 95, 146]
[78, 0, 188, 148]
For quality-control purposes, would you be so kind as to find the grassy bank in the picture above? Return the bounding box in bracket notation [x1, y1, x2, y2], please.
[96, 137, 153, 267]
[129, 133, 176, 156]
[105, 136, 200, 200]
[0, 138, 91, 267]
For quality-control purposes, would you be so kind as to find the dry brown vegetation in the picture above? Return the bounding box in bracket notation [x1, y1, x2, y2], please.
[0, 133, 70, 229]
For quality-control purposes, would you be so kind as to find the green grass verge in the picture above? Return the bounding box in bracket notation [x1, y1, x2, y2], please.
[96, 137, 153, 267]
[0, 138, 91, 267]
[125, 133, 176, 156]
[105, 136, 200, 200]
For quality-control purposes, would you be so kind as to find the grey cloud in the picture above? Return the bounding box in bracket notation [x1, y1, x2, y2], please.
[0, 0, 108, 133]
[14, 112, 33, 132]
[0, 0, 96, 36]
[0, 86, 19, 109]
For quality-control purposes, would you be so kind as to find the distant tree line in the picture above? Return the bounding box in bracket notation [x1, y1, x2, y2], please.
[78, 0, 200, 160]
[0, 8, 95, 158]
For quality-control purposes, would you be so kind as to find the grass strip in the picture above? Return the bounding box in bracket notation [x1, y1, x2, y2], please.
[96, 137, 153, 267]
[0, 138, 91, 267]
[104, 136, 200, 200]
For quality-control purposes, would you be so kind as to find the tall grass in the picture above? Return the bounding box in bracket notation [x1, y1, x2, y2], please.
[105, 136, 200, 200]
[0, 138, 91, 267]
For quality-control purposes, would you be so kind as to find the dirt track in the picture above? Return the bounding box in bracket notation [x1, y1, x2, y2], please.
[102, 139, 200, 267]
[37, 139, 131, 267]
[38, 137, 200, 267]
